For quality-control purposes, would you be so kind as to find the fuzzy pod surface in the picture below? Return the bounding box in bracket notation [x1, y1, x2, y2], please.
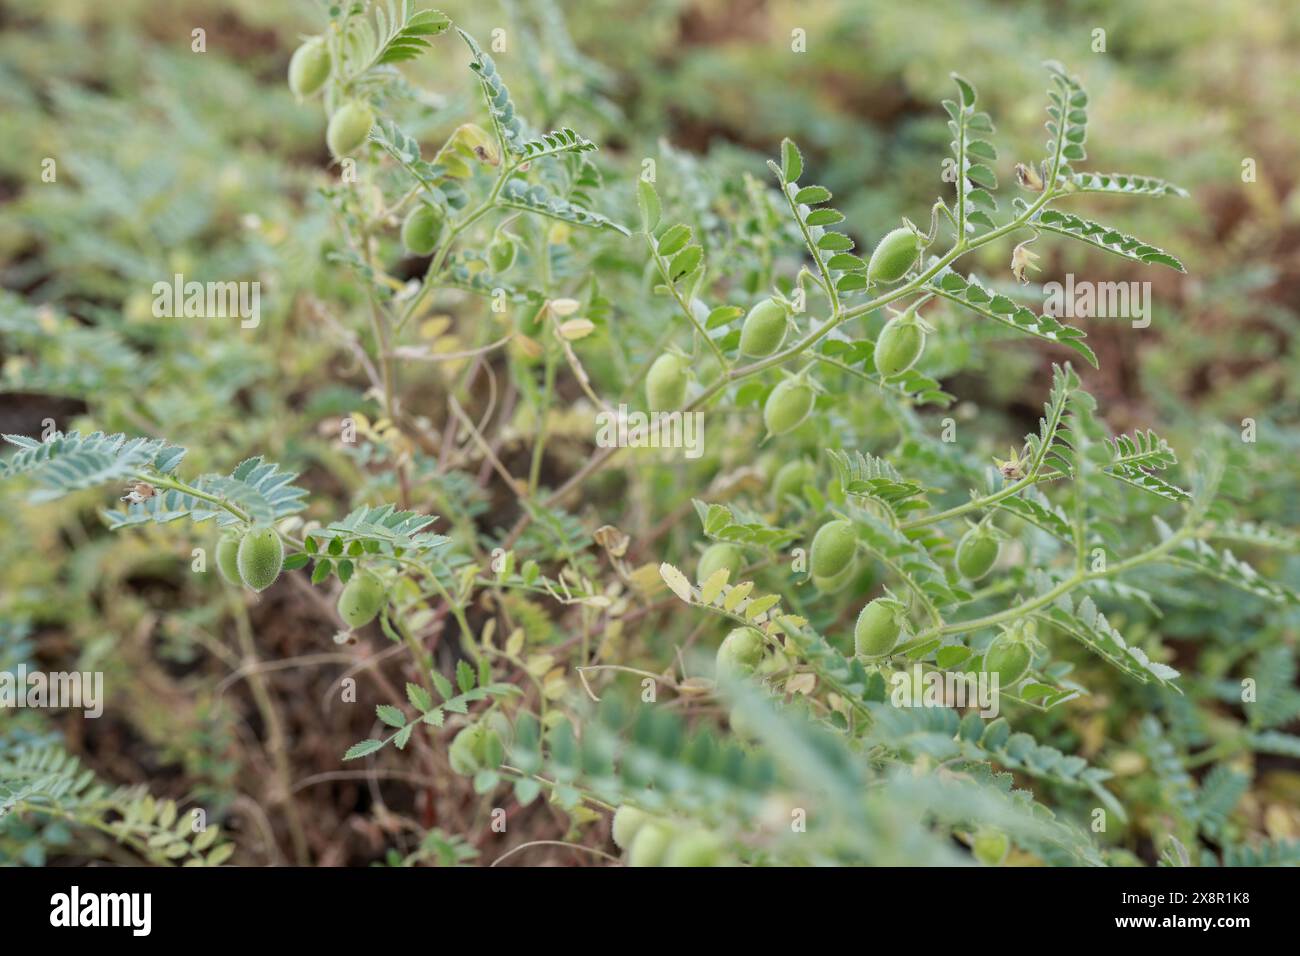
[236, 526, 284, 592]
[327, 101, 374, 158]
[627, 821, 674, 867]
[763, 378, 815, 435]
[855, 599, 900, 658]
[813, 561, 855, 594]
[874, 315, 925, 377]
[216, 533, 242, 586]
[716, 627, 765, 680]
[645, 354, 688, 411]
[288, 38, 331, 99]
[338, 570, 386, 629]
[983, 635, 1032, 688]
[612, 805, 651, 850]
[739, 297, 788, 357]
[664, 830, 724, 867]
[488, 236, 517, 273]
[809, 519, 856, 578]
[401, 203, 443, 256]
[957, 528, 999, 580]
[867, 227, 923, 284]
[770, 458, 814, 508]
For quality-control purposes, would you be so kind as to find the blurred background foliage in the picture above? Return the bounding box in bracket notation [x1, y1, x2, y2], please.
[1, 0, 1298, 865]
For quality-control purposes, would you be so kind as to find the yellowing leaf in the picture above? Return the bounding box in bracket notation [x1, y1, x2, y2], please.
[699, 568, 730, 605]
[723, 581, 753, 612]
[526, 653, 556, 677]
[505, 628, 525, 657]
[542, 667, 568, 700]
[745, 593, 781, 620]
[435, 123, 499, 173]
[659, 563, 694, 604]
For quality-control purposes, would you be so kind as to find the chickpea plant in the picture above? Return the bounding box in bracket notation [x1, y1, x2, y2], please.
[4, 3, 1299, 867]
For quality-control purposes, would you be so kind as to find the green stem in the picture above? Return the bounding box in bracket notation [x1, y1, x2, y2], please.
[389, 555, 477, 672]
[397, 163, 514, 331]
[648, 236, 726, 367]
[682, 186, 1059, 416]
[933, 572, 1083, 638]
[528, 347, 558, 495]
[517, 187, 1061, 534]
[900, 473, 1040, 531]
[778, 172, 840, 318]
[143, 474, 251, 524]
[917, 522, 1195, 640]
[425, 563, 478, 661]
[386, 606, 436, 696]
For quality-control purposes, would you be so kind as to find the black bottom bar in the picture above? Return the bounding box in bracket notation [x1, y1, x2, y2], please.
[0, 864, 1279, 942]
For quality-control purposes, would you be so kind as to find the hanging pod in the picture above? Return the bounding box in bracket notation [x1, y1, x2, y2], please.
[487, 234, 518, 273]
[627, 821, 674, 867]
[215, 532, 242, 586]
[867, 226, 924, 284]
[611, 805, 653, 850]
[288, 37, 331, 99]
[956, 525, 1000, 580]
[762, 376, 815, 436]
[715, 627, 765, 681]
[645, 353, 688, 411]
[770, 458, 815, 509]
[327, 100, 375, 158]
[809, 518, 856, 578]
[982, 621, 1036, 689]
[401, 203, 444, 256]
[337, 570, 386, 629]
[874, 306, 930, 377]
[236, 526, 284, 592]
[854, 597, 903, 658]
[739, 297, 789, 357]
